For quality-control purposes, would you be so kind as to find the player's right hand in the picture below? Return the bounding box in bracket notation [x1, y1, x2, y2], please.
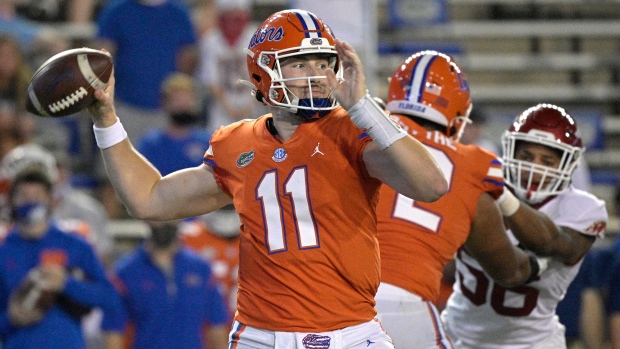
[88, 66, 118, 129]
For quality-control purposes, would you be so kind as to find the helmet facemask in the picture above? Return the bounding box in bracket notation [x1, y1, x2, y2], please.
[448, 103, 473, 142]
[501, 132, 584, 204]
[256, 39, 342, 120]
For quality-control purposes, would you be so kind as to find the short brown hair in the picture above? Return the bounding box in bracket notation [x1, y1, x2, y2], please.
[160, 73, 196, 99]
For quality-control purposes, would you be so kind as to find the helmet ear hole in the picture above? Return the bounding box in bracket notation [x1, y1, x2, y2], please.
[252, 74, 261, 83]
[254, 90, 265, 102]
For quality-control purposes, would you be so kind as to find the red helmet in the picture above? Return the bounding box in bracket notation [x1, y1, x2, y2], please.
[501, 103, 584, 204]
[246, 9, 342, 119]
[386, 50, 472, 140]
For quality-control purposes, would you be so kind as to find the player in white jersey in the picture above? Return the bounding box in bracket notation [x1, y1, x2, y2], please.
[441, 103, 608, 349]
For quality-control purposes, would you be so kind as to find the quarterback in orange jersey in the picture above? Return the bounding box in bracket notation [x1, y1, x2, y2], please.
[87, 9, 448, 349]
[374, 51, 546, 349]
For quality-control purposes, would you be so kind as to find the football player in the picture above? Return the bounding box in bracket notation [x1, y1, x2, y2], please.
[374, 51, 547, 348]
[89, 9, 448, 349]
[441, 104, 608, 348]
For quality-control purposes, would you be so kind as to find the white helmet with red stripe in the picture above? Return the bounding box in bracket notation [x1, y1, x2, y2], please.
[501, 103, 584, 204]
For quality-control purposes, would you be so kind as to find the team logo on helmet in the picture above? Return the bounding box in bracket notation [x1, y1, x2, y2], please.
[248, 27, 284, 49]
[302, 334, 331, 349]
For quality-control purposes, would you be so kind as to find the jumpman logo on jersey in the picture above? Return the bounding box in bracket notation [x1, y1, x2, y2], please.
[311, 142, 325, 156]
[366, 339, 375, 346]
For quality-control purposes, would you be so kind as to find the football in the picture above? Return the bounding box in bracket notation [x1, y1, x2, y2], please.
[12, 269, 57, 313]
[25, 47, 113, 117]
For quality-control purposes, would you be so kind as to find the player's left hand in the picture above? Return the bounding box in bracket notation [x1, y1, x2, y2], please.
[326, 39, 367, 110]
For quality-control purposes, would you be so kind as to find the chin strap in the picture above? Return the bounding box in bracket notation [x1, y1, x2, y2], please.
[296, 98, 332, 120]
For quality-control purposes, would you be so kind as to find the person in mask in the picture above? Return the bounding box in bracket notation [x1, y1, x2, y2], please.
[197, 0, 267, 131]
[180, 204, 241, 316]
[136, 72, 212, 177]
[94, 0, 199, 141]
[0, 167, 122, 349]
[102, 220, 230, 349]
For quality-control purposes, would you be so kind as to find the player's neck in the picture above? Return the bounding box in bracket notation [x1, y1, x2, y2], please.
[269, 110, 304, 142]
[148, 243, 179, 271]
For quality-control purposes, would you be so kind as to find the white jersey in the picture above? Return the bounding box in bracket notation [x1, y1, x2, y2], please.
[441, 186, 607, 349]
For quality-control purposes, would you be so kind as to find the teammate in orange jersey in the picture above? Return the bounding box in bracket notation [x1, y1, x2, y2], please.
[374, 51, 547, 349]
[88, 9, 448, 349]
[179, 206, 240, 316]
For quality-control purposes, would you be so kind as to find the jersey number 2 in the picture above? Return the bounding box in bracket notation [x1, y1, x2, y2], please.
[392, 148, 453, 233]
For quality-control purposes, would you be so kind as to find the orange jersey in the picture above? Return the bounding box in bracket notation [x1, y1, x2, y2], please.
[179, 219, 240, 314]
[376, 115, 504, 303]
[203, 109, 381, 332]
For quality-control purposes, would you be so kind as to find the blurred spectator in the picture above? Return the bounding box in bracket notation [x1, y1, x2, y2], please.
[0, 144, 59, 228]
[94, 0, 199, 141]
[0, 0, 44, 50]
[136, 72, 211, 176]
[0, 34, 39, 160]
[51, 149, 112, 261]
[0, 34, 31, 115]
[0, 104, 34, 161]
[556, 247, 609, 349]
[102, 220, 229, 349]
[0, 144, 111, 260]
[197, 0, 265, 131]
[180, 204, 240, 315]
[610, 241, 620, 349]
[0, 167, 121, 349]
[187, 0, 217, 37]
[16, 0, 96, 24]
[459, 107, 500, 155]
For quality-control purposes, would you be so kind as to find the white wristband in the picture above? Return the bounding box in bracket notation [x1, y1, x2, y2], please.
[93, 118, 128, 149]
[347, 93, 407, 150]
[495, 188, 521, 217]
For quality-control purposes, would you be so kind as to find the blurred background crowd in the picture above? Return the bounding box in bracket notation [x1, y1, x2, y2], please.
[0, 0, 620, 348]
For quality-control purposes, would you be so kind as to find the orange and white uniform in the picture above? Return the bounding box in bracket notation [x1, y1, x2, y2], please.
[375, 115, 504, 348]
[203, 109, 382, 333]
[179, 219, 240, 315]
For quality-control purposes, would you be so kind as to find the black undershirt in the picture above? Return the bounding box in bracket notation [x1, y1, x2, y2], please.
[266, 117, 279, 137]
